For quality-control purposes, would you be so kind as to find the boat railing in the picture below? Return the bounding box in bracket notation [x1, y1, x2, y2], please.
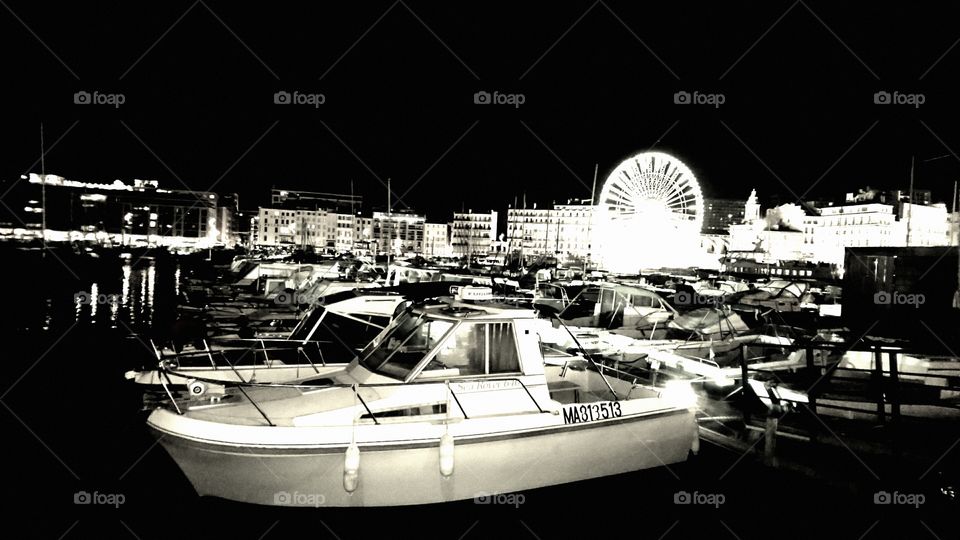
[737, 339, 960, 425]
[670, 351, 722, 370]
[156, 366, 547, 427]
[160, 338, 331, 373]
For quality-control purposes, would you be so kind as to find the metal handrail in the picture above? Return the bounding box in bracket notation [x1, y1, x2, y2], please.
[158, 363, 550, 426]
[162, 341, 331, 368]
[161, 339, 336, 357]
[158, 368, 183, 415]
[737, 340, 960, 425]
[551, 313, 620, 401]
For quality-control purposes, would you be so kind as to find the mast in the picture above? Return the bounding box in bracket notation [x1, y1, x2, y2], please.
[952, 179, 957, 214]
[955, 179, 960, 309]
[40, 123, 46, 257]
[386, 178, 391, 277]
[586, 162, 598, 271]
[906, 155, 914, 246]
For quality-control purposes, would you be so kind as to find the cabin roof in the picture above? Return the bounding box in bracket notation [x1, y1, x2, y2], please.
[417, 302, 538, 321]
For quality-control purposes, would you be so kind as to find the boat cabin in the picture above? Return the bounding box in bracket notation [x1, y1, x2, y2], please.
[175, 293, 657, 426]
[557, 283, 677, 337]
[331, 300, 558, 417]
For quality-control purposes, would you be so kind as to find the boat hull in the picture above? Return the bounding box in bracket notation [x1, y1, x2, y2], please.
[149, 408, 695, 507]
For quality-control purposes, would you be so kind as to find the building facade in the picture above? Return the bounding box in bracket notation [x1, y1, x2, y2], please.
[552, 202, 594, 259]
[728, 188, 952, 267]
[371, 211, 425, 255]
[506, 201, 594, 261]
[702, 198, 747, 234]
[451, 210, 497, 257]
[506, 206, 555, 258]
[256, 207, 337, 249]
[271, 188, 361, 214]
[424, 222, 452, 258]
[3, 173, 225, 248]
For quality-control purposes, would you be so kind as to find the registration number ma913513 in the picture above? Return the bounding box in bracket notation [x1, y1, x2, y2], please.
[561, 401, 622, 425]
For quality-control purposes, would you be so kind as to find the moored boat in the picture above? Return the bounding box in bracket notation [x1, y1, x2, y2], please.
[147, 292, 698, 506]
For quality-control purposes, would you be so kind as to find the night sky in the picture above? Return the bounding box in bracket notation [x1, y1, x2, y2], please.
[2, 1, 960, 222]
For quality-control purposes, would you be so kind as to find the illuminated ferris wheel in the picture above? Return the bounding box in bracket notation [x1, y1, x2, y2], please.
[597, 151, 703, 230]
[594, 151, 704, 271]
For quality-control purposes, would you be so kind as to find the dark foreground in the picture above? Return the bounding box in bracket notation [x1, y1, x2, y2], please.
[0, 249, 957, 539]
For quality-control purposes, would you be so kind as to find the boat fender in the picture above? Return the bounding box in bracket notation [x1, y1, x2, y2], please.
[439, 433, 455, 477]
[691, 432, 700, 455]
[187, 379, 206, 397]
[343, 443, 360, 493]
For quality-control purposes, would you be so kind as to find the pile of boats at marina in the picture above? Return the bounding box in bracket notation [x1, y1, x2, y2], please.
[129, 259, 960, 506]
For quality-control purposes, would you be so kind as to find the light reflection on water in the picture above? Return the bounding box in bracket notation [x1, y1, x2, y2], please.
[71, 260, 172, 330]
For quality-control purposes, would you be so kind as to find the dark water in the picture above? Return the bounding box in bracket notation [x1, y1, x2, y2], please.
[1, 250, 956, 539]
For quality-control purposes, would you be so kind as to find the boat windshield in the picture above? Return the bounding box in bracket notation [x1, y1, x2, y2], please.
[358, 312, 455, 379]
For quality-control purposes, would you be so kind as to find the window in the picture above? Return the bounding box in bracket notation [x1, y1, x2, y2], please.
[359, 313, 454, 379]
[424, 322, 521, 377]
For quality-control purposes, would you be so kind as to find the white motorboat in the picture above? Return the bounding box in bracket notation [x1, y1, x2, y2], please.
[547, 289, 831, 386]
[556, 282, 677, 339]
[147, 291, 698, 506]
[748, 347, 960, 420]
[128, 289, 409, 387]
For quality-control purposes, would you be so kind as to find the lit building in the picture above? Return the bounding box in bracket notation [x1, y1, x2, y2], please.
[506, 205, 556, 258]
[731, 193, 951, 267]
[371, 210, 424, 255]
[949, 211, 960, 246]
[4, 173, 223, 248]
[505, 200, 595, 262]
[215, 193, 240, 246]
[236, 210, 258, 247]
[424, 222, 452, 258]
[451, 210, 497, 257]
[332, 213, 378, 254]
[900, 202, 950, 247]
[271, 188, 361, 214]
[701, 198, 746, 234]
[256, 207, 337, 249]
[888, 189, 932, 206]
[552, 201, 594, 260]
[727, 190, 764, 253]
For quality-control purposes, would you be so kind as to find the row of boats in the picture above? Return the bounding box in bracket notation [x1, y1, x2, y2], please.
[131, 258, 960, 506]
